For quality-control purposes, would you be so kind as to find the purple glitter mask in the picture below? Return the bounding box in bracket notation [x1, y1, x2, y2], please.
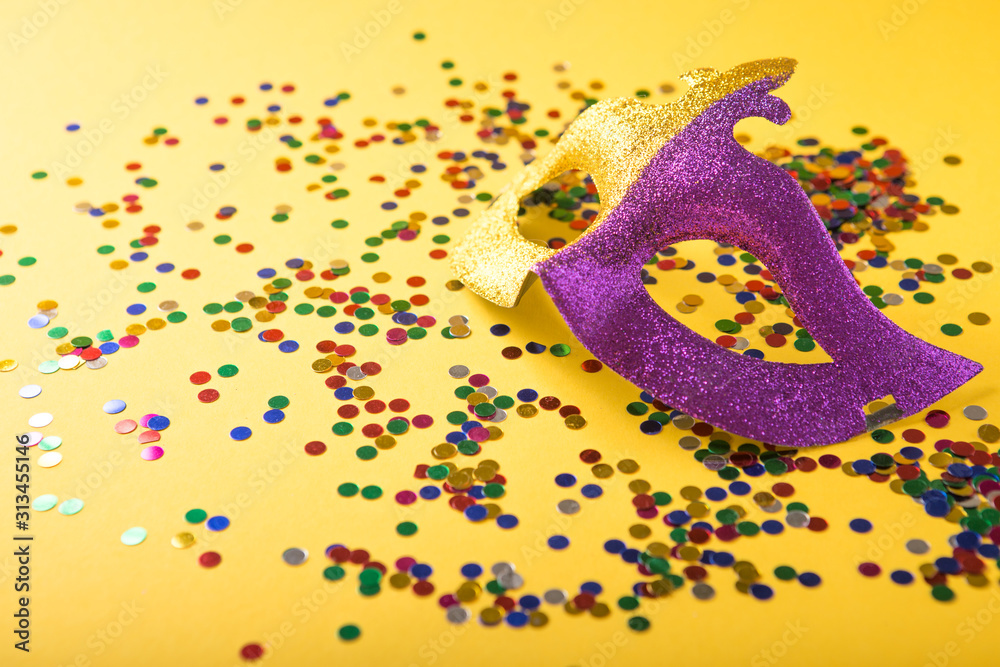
[451, 58, 982, 446]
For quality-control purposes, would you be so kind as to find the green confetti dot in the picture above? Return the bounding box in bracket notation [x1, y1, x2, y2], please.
[397, 521, 418, 536]
[359, 324, 379, 336]
[483, 483, 505, 498]
[293, 303, 314, 315]
[652, 492, 672, 506]
[618, 596, 639, 610]
[408, 327, 427, 339]
[47, 327, 68, 339]
[268, 395, 289, 409]
[356, 445, 377, 460]
[338, 624, 361, 641]
[736, 521, 760, 536]
[361, 252, 379, 263]
[18, 257, 36, 266]
[231, 317, 252, 332]
[97, 245, 115, 255]
[494, 395, 515, 409]
[626, 402, 649, 416]
[218, 364, 239, 377]
[317, 305, 337, 317]
[413, 31, 425, 40]
[338, 483, 359, 497]
[333, 422, 354, 436]
[97, 329, 114, 342]
[361, 485, 383, 499]
[331, 218, 349, 229]
[550, 343, 571, 357]
[167, 311, 187, 323]
[941, 323, 963, 336]
[213, 234, 232, 244]
[137, 282, 156, 293]
[387, 419, 409, 435]
[931, 585, 955, 602]
[627, 616, 650, 632]
[446, 411, 467, 425]
[426, 465, 449, 480]
[871, 429, 894, 444]
[354, 307, 375, 320]
[0, 275, 14, 286]
[31, 171, 47, 179]
[432, 234, 450, 244]
[774, 565, 797, 580]
[203, 303, 223, 314]
[185, 509, 207, 524]
[223, 301, 244, 313]
[324, 565, 345, 580]
[793, 338, 816, 352]
[71, 336, 92, 348]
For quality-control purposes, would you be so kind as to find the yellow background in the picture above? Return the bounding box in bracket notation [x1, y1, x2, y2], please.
[2, 0, 999, 665]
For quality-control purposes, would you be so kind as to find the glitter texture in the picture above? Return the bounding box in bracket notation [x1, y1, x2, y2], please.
[453, 58, 982, 446]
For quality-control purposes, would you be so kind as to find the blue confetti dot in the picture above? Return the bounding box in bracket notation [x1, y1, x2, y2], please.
[580, 581, 602, 595]
[409, 563, 432, 579]
[667, 510, 691, 525]
[334, 387, 354, 400]
[749, 583, 774, 600]
[506, 611, 528, 627]
[460, 563, 482, 579]
[935, 557, 962, 575]
[206, 516, 230, 531]
[147, 415, 170, 431]
[852, 460, 876, 475]
[195, 97, 208, 105]
[66, 123, 80, 132]
[899, 446, 923, 460]
[99, 342, 120, 354]
[335, 321, 355, 334]
[257, 268, 276, 279]
[925, 499, 951, 518]
[103, 399, 127, 414]
[899, 278, 920, 291]
[890, 570, 914, 585]
[126, 304, 147, 315]
[129, 252, 148, 262]
[278, 340, 299, 353]
[621, 549, 640, 564]
[639, 420, 662, 435]
[419, 486, 440, 500]
[728, 481, 751, 496]
[849, 518, 873, 533]
[581, 484, 603, 498]
[524, 342, 546, 354]
[496, 514, 519, 529]
[519, 595, 540, 609]
[761, 520, 784, 535]
[554, 473, 577, 488]
[464, 505, 488, 522]
[705, 487, 728, 501]
[155, 263, 175, 273]
[604, 539, 625, 554]
[516, 388, 538, 402]
[490, 324, 510, 336]
[259, 82, 273, 91]
[797, 572, 821, 587]
[547, 535, 569, 550]
[263, 409, 285, 424]
[712, 552, 735, 567]
[230, 426, 252, 441]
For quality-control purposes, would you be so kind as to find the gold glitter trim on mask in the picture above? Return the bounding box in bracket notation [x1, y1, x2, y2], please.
[450, 57, 796, 307]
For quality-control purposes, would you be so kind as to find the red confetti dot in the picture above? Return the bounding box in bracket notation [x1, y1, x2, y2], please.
[199, 552, 222, 568]
[325, 376, 346, 390]
[361, 424, 384, 438]
[181, 269, 201, 279]
[772, 482, 795, 497]
[580, 359, 603, 373]
[240, 644, 264, 661]
[365, 400, 386, 414]
[190, 371, 211, 384]
[235, 243, 254, 253]
[338, 405, 360, 419]
[198, 388, 220, 403]
[902, 429, 926, 443]
[580, 449, 601, 463]
[304, 441, 326, 456]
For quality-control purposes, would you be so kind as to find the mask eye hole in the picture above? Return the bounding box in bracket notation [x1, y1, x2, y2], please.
[865, 395, 901, 430]
[643, 240, 836, 363]
[517, 169, 601, 250]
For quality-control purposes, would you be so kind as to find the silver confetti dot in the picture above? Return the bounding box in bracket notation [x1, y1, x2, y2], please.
[557, 499, 580, 515]
[543, 588, 567, 604]
[906, 538, 931, 555]
[882, 293, 904, 306]
[964, 405, 988, 421]
[346, 366, 367, 380]
[448, 365, 470, 379]
[703, 454, 727, 471]
[445, 605, 471, 624]
[479, 385, 498, 399]
[760, 501, 783, 514]
[490, 408, 507, 423]
[786, 510, 810, 528]
[282, 547, 308, 566]
[498, 571, 524, 590]
[691, 582, 715, 600]
[678, 436, 701, 450]
[491, 561, 514, 577]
